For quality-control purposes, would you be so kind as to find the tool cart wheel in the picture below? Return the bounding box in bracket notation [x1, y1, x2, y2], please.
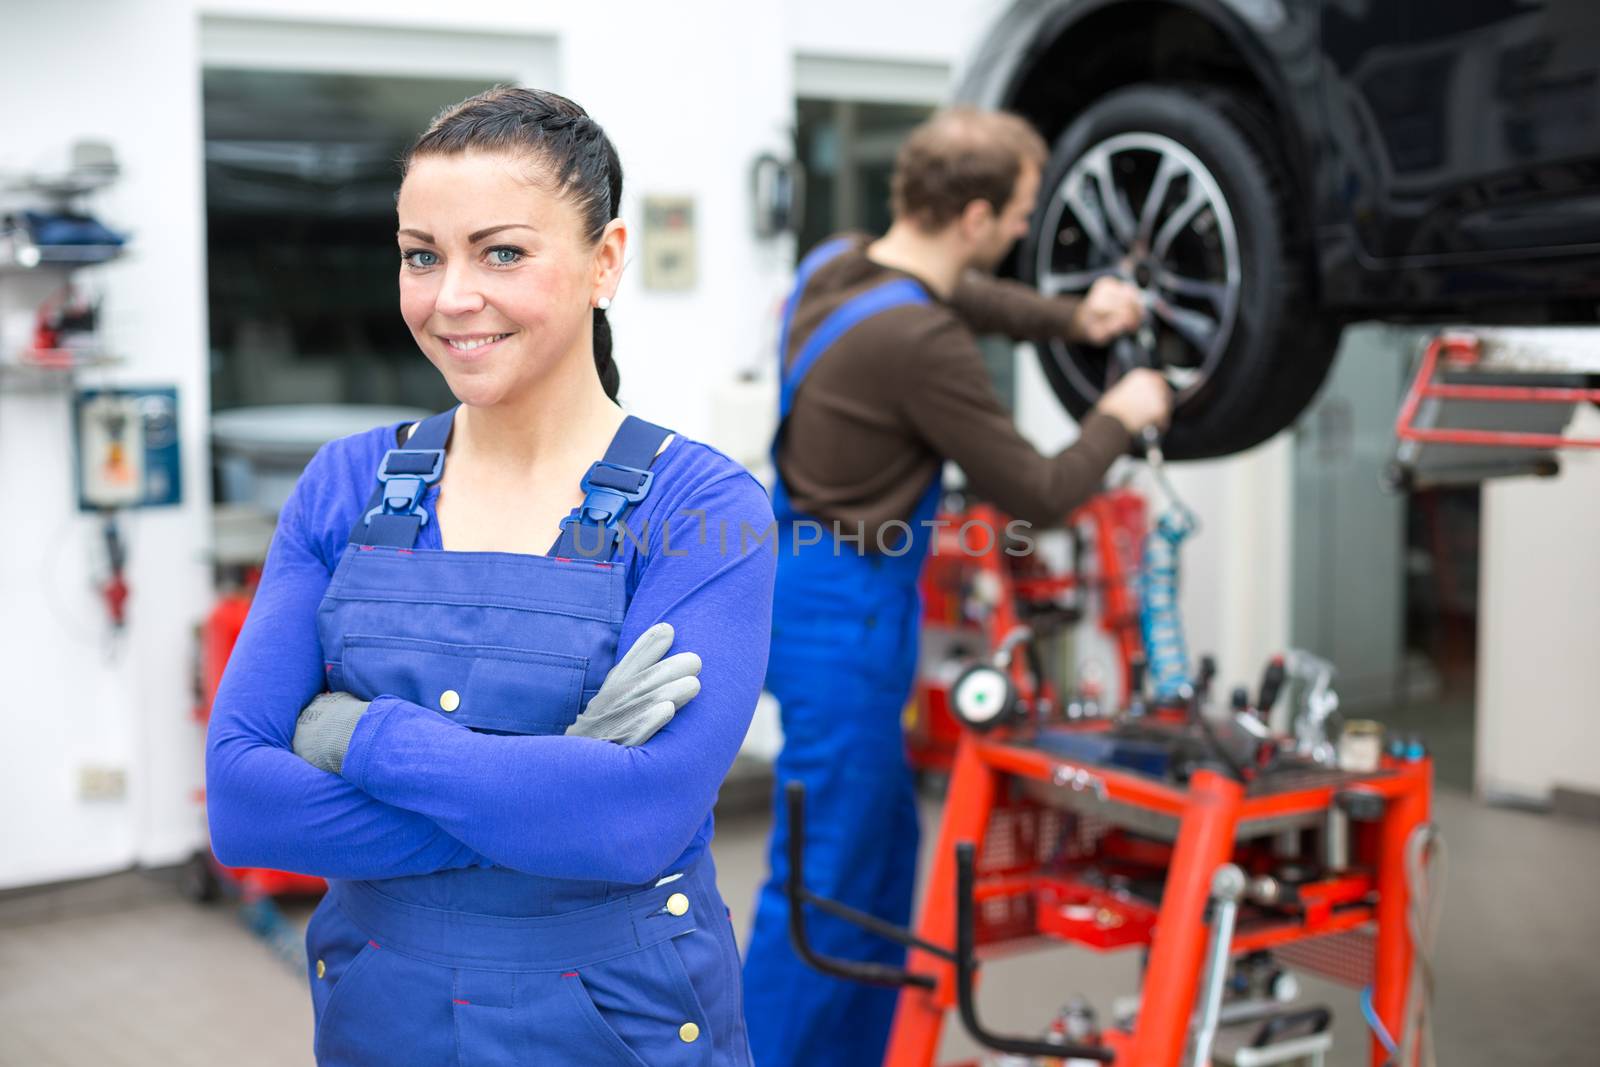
[1021, 85, 1341, 459]
[180, 849, 223, 904]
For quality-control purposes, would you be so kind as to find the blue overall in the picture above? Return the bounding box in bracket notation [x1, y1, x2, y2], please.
[305, 409, 748, 1066]
[743, 239, 938, 1067]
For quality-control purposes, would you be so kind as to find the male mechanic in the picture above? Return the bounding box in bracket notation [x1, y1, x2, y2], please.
[743, 107, 1172, 1067]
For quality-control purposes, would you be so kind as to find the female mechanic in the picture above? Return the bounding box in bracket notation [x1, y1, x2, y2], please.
[205, 87, 774, 1066]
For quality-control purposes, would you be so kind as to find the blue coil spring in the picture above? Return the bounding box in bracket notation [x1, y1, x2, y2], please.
[1139, 510, 1195, 702]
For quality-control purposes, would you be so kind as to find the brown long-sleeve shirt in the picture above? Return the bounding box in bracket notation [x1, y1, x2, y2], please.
[776, 234, 1131, 540]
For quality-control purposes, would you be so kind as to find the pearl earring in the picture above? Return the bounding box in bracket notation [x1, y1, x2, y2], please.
[596, 297, 612, 311]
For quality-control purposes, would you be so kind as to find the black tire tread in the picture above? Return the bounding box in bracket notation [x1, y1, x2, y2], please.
[1023, 83, 1342, 458]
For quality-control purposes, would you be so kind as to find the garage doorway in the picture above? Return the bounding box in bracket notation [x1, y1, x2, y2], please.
[794, 97, 933, 257]
[1290, 326, 1480, 790]
[203, 69, 496, 412]
[199, 18, 556, 413]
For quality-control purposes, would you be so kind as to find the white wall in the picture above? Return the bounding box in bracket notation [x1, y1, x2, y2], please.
[1477, 409, 1600, 804]
[2, 0, 798, 890]
[784, 0, 996, 65]
[2, 0, 212, 889]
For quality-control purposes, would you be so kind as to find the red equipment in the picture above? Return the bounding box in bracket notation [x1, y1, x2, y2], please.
[192, 576, 325, 900]
[1395, 330, 1600, 451]
[907, 491, 1147, 773]
[788, 484, 1435, 1067]
[886, 731, 1431, 1067]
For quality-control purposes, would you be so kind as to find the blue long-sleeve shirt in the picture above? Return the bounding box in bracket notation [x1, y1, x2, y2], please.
[205, 421, 776, 886]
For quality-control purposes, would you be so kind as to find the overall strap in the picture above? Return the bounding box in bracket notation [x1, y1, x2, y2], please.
[777, 236, 855, 374]
[768, 274, 932, 522]
[552, 415, 673, 560]
[349, 408, 457, 548]
[779, 278, 929, 420]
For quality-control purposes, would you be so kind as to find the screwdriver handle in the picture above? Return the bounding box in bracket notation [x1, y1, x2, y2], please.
[1256, 656, 1287, 715]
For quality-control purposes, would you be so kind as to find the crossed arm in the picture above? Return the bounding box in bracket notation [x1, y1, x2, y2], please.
[205, 462, 776, 884]
[205, 508, 487, 880]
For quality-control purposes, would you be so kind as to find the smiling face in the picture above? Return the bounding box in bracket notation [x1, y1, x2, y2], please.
[396, 150, 622, 408]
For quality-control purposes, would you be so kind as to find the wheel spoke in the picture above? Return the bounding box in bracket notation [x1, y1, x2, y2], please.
[1165, 365, 1202, 391]
[1151, 296, 1219, 353]
[1137, 154, 1183, 250]
[1040, 266, 1121, 295]
[1039, 129, 1242, 407]
[1155, 268, 1230, 309]
[1061, 174, 1124, 259]
[1086, 149, 1138, 249]
[1152, 186, 1207, 261]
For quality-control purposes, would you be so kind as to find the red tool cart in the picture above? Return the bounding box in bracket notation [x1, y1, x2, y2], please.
[185, 571, 325, 904]
[788, 483, 1439, 1067]
[791, 693, 1435, 1067]
[884, 733, 1431, 1067]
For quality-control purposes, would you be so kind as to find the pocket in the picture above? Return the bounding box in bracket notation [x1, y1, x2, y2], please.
[310, 938, 381, 1060]
[564, 935, 714, 1067]
[666, 921, 743, 1054]
[561, 975, 654, 1067]
[452, 970, 644, 1067]
[306, 897, 369, 1029]
[341, 634, 588, 735]
[309, 912, 452, 1067]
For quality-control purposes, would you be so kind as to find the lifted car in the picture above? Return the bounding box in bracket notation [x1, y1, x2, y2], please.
[959, 0, 1600, 457]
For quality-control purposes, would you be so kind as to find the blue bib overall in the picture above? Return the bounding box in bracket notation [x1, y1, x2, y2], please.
[305, 409, 750, 1066]
[743, 239, 938, 1067]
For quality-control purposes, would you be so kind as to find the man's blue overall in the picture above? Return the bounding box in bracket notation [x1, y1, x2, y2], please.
[306, 409, 750, 1066]
[743, 239, 938, 1067]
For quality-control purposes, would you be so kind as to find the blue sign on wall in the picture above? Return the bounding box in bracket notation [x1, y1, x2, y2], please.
[73, 387, 182, 511]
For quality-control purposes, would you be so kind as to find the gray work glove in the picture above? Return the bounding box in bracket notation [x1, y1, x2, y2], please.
[566, 622, 701, 746]
[291, 623, 700, 772]
[293, 691, 370, 774]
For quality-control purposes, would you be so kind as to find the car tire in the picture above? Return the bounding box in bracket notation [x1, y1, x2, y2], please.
[1020, 84, 1341, 459]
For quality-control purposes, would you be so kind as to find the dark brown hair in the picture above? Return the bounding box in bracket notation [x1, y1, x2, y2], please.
[402, 87, 624, 401]
[889, 107, 1048, 232]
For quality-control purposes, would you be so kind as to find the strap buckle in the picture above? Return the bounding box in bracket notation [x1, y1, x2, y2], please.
[575, 460, 654, 525]
[557, 460, 654, 549]
[364, 448, 445, 527]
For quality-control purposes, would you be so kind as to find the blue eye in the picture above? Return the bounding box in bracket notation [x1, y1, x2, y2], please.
[402, 249, 438, 269]
[487, 246, 525, 266]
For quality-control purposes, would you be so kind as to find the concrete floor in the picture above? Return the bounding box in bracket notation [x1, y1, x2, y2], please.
[2, 787, 1597, 1066]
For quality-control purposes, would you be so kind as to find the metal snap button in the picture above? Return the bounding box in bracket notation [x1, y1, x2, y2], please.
[439, 690, 460, 713]
[316, 959, 326, 979]
[679, 1022, 700, 1043]
[666, 892, 690, 917]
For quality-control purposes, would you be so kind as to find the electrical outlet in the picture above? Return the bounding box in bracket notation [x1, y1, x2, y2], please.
[79, 766, 127, 801]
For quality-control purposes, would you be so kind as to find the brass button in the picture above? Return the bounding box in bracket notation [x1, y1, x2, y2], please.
[679, 1022, 700, 1043]
[316, 959, 326, 979]
[439, 690, 460, 713]
[666, 892, 689, 917]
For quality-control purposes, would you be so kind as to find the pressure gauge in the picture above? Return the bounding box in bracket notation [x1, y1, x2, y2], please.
[951, 664, 1017, 732]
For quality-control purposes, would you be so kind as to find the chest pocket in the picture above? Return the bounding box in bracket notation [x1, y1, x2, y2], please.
[340, 634, 589, 736]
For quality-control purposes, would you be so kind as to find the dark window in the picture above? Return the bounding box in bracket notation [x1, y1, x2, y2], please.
[203, 70, 496, 412]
